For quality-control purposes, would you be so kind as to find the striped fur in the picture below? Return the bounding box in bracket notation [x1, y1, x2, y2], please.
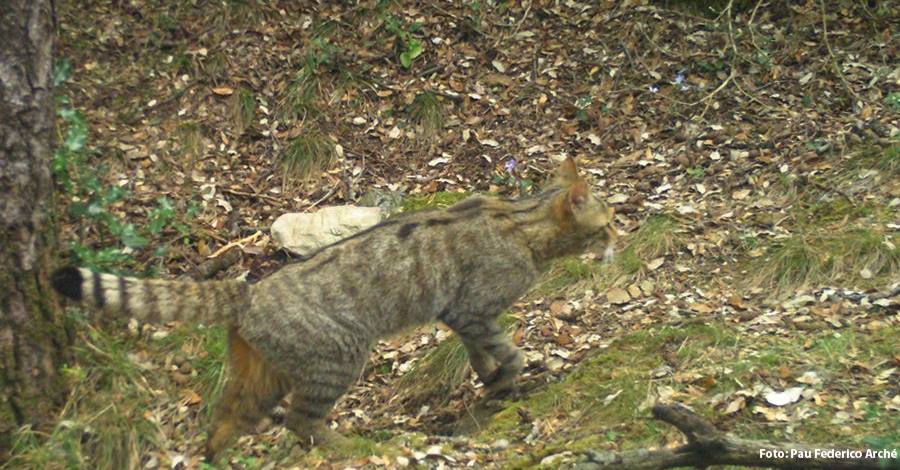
[51, 267, 248, 325]
[51, 157, 617, 462]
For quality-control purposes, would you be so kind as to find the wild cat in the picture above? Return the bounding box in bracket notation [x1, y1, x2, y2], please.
[51, 157, 617, 461]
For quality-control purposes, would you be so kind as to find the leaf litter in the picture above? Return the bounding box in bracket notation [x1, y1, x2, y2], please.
[51, 0, 900, 468]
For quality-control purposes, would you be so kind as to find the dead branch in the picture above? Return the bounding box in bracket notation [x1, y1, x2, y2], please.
[564, 404, 895, 470]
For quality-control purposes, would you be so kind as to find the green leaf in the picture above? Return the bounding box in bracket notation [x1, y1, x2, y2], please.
[53, 59, 72, 87]
[119, 223, 148, 249]
[400, 40, 423, 69]
[148, 196, 175, 235]
[407, 39, 423, 59]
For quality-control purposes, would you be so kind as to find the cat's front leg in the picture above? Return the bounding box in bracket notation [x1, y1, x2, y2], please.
[452, 320, 525, 396]
[479, 338, 524, 396]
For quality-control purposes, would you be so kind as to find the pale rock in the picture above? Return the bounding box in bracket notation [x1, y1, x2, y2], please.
[764, 387, 804, 406]
[540, 452, 573, 467]
[491, 439, 510, 451]
[271, 206, 384, 256]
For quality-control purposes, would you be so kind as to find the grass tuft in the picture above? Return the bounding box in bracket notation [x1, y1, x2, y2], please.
[846, 141, 900, 176]
[395, 335, 470, 408]
[278, 132, 336, 186]
[176, 120, 203, 166]
[409, 91, 445, 137]
[747, 228, 899, 294]
[6, 326, 164, 470]
[5, 322, 230, 470]
[538, 212, 688, 293]
[278, 72, 319, 123]
[627, 213, 689, 261]
[230, 88, 256, 136]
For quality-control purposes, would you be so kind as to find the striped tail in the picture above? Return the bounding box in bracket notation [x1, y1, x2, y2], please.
[51, 266, 248, 325]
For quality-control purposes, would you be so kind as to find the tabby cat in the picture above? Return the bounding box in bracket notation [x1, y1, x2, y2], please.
[51, 157, 617, 462]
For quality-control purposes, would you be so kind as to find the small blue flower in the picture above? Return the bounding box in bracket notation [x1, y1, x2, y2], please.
[675, 72, 686, 84]
[504, 158, 517, 171]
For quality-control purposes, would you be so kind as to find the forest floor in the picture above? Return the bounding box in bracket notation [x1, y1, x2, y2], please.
[8, 0, 900, 469]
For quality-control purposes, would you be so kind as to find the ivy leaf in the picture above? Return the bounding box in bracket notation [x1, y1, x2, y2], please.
[400, 39, 423, 69]
[53, 59, 72, 87]
[118, 223, 148, 249]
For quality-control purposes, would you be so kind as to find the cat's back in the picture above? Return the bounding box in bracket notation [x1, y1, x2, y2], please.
[245, 195, 538, 337]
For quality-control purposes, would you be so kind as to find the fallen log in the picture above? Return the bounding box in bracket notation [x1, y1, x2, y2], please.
[564, 404, 898, 470]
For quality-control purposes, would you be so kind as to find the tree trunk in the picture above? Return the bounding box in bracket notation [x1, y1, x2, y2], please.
[0, 0, 73, 463]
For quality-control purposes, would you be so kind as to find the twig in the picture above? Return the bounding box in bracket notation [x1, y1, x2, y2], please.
[819, 0, 862, 105]
[207, 231, 262, 259]
[694, 0, 736, 120]
[220, 187, 282, 203]
[506, 0, 532, 47]
[726, 0, 773, 111]
[746, 0, 766, 54]
[302, 181, 341, 211]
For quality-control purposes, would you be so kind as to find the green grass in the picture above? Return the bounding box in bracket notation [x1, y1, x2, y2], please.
[230, 88, 256, 136]
[536, 257, 608, 295]
[5, 326, 164, 470]
[746, 227, 899, 294]
[736, 150, 900, 296]
[278, 72, 320, 123]
[14, 311, 898, 468]
[650, 0, 760, 16]
[538, 212, 688, 294]
[472, 325, 723, 453]
[175, 120, 203, 165]
[627, 213, 689, 261]
[846, 141, 900, 176]
[528, 212, 688, 299]
[465, 320, 900, 465]
[278, 132, 336, 186]
[201, 51, 230, 82]
[5, 321, 230, 470]
[408, 91, 445, 137]
[395, 335, 470, 407]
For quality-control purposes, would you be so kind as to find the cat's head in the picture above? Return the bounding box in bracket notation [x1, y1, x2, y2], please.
[552, 158, 618, 261]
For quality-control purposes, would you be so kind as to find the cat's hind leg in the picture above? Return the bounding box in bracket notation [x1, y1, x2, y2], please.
[204, 329, 288, 463]
[283, 363, 358, 449]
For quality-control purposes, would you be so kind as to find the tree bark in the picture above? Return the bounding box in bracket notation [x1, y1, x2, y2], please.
[0, 0, 73, 463]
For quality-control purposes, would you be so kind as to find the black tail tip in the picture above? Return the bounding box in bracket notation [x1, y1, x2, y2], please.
[51, 266, 84, 300]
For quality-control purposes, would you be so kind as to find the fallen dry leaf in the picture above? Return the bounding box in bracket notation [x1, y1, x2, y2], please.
[607, 288, 631, 305]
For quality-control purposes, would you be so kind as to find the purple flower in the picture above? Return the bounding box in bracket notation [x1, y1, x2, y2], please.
[675, 72, 686, 84]
[504, 158, 517, 171]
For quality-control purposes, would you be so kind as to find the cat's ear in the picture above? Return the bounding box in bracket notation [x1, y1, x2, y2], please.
[556, 157, 579, 185]
[567, 180, 589, 209]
